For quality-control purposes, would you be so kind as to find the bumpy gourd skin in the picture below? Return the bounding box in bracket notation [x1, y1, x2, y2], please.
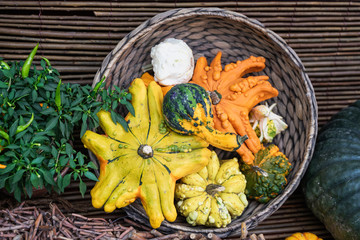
[190, 52, 279, 165]
[175, 151, 248, 228]
[82, 79, 211, 229]
[240, 144, 291, 203]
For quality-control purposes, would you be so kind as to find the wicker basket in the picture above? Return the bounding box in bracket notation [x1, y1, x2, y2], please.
[91, 7, 318, 238]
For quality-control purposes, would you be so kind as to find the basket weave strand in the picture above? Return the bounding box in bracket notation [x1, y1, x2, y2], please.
[91, 7, 318, 238]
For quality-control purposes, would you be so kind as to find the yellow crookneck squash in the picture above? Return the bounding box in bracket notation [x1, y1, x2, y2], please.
[81, 78, 212, 229]
[175, 151, 248, 228]
[190, 52, 279, 165]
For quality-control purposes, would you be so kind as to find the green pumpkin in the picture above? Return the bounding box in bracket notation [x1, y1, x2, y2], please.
[162, 83, 247, 152]
[240, 144, 291, 203]
[303, 100, 360, 240]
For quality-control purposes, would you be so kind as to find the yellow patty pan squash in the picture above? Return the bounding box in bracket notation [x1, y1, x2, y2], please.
[81, 78, 212, 229]
[286, 232, 323, 240]
[175, 151, 248, 228]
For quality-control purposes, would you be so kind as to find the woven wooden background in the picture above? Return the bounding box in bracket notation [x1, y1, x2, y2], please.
[1, 1, 360, 239]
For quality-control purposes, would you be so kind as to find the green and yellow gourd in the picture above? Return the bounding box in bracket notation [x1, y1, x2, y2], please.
[81, 78, 212, 229]
[162, 83, 248, 151]
[240, 144, 291, 203]
[175, 151, 248, 228]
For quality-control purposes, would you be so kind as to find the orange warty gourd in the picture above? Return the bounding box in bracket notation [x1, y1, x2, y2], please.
[190, 52, 279, 164]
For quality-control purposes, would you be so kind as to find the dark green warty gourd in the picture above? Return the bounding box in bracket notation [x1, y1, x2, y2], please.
[302, 100, 360, 240]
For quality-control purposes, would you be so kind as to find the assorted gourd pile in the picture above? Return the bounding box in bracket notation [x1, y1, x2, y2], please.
[82, 38, 292, 229]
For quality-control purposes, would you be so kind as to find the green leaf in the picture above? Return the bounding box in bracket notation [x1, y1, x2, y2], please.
[13, 186, 22, 202]
[87, 161, 98, 170]
[6, 144, 20, 149]
[62, 114, 72, 122]
[65, 143, 73, 157]
[32, 89, 38, 103]
[71, 112, 82, 124]
[25, 179, 33, 198]
[70, 97, 84, 108]
[0, 175, 10, 188]
[82, 112, 88, 123]
[110, 110, 117, 124]
[8, 89, 15, 100]
[57, 174, 63, 192]
[41, 107, 56, 115]
[84, 171, 98, 182]
[59, 156, 68, 167]
[125, 101, 135, 116]
[59, 120, 66, 137]
[64, 121, 70, 139]
[4, 151, 16, 158]
[15, 130, 28, 141]
[8, 107, 14, 117]
[69, 158, 76, 169]
[32, 134, 49, 143]
[9, 119, 19, 137]
[116, 113, 128, 132]
[32, 156, 45, 165]
[79, 178, 87, 198]
[78, 153, 84, 166]
[0, 81, 8, 88]
[51, 146, 58, 159]
[62, 173, 71, 189]
[45, 116, 59, 131]
[73, 172, 78, 181]
[39, 145, 51, 153]
[30, 172, 41, 189]
[40, 169, 55, 186]
[80, 121, 87, 138]
[111, 101, 118, 111]
[3, 68, 15, 79]
[12, 169, 25, 184]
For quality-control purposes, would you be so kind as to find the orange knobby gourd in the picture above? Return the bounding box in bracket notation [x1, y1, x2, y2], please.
[190, 52, 279, 165]
[141, 72, 172, 95]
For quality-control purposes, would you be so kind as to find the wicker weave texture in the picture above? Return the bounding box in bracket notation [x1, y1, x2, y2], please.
[92, 7, 318, 238]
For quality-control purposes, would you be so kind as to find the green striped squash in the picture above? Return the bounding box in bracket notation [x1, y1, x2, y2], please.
[162, 83, 247, 152]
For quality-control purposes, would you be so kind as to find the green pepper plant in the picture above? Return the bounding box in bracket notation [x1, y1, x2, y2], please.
[0, 44, 134, 201]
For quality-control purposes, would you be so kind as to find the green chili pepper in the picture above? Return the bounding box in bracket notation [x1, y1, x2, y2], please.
[55, 80, 62, 111]
[41, 57, 51, 67]
[0, 60, 10, 70]
[0, 130, 10, 145]
[16, 112, 34, 134]
[22, 43, 39, 79]
[91, 75, 106, 96]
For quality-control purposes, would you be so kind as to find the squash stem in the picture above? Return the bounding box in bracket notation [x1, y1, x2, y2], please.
[206, 184, 225, 196]
[252, 165, 269, 177]
[207, 90, 222, 105]
[138, 144, 154, 159]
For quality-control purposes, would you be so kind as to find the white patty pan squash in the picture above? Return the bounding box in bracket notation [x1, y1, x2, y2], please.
[175, 151, 248, 228]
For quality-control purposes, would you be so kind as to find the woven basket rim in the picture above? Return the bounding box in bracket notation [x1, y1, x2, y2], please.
[91, 7, 318, 237]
